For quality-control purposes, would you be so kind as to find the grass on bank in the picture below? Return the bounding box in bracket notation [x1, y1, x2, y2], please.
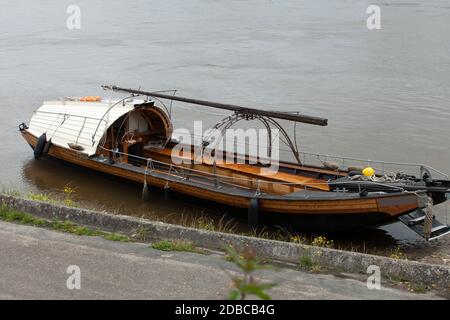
[150, 239, 205, 254]
[0, 205, 130, 243]
[298, 252, 324, 273]
[384, 272, 431, 294]
[2, 186, 78, 208]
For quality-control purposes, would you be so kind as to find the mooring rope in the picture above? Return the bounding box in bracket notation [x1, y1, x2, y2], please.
[255, 180, 261, 197]
[446, 199, 449, 226]
[164, 165, 172, 190]
[423, 196, 434, 240]
[142, 158, 151, 200]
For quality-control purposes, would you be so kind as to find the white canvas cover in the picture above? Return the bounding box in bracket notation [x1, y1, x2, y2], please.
[27, 99, 136, 156]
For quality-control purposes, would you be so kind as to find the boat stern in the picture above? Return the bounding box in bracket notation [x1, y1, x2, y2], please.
[397, 192, 450, 240]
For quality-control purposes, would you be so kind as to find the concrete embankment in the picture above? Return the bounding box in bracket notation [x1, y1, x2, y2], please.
[2, 219, 438, 299]
[1, 194, 449, 288]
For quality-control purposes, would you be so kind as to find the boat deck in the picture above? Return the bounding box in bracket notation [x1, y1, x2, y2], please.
[145, 147, 330, 191]
[91, 156, 363, 201]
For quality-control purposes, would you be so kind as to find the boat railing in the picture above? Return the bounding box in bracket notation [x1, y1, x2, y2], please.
[98, 146, 409, 194]
[297, 150, 449, 180]
[180, 134, 448, 180]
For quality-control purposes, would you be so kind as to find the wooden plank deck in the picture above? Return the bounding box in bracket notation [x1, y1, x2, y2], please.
[148, 148, 330, 191]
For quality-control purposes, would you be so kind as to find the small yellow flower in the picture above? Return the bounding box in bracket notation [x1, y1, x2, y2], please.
[63, 186, 76, 195]
[311, 236, 334, 248]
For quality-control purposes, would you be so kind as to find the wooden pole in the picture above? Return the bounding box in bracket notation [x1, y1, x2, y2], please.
[102, 85, 328, 126]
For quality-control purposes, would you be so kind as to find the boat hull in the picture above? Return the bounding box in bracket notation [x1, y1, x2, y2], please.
[21, 130, 422, 232]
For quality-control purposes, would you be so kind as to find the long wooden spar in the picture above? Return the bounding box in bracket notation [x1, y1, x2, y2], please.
[101, 85, 328, 126]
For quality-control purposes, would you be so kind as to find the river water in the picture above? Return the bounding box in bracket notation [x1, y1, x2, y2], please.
[1, 0, 450, 257]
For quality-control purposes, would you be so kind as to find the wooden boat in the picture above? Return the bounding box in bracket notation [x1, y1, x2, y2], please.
[19, 85, 450, 240]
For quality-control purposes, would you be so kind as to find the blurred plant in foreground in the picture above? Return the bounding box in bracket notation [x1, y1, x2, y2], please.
[224, 246, 277, 300]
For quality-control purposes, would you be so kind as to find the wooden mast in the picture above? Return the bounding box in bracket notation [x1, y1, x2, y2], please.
[101, 85, 328, 126]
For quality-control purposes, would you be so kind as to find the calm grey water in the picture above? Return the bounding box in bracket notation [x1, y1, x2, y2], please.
[1, 0, 450, 248]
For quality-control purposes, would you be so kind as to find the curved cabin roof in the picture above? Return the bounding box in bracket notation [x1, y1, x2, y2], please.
[27, 98, 163, 156]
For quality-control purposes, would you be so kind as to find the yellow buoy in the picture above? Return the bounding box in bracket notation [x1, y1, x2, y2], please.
[362, 167, 375, 177]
